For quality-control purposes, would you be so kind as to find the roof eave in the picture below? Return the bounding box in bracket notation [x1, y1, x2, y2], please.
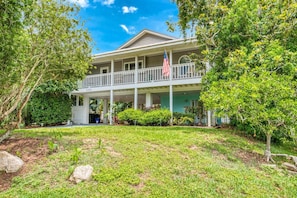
[117, 29, 177, 50]
[93, 37, 199, 63]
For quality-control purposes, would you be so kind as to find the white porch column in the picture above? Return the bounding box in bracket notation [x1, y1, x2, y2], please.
[169, 85, 173, 125]
[103, 99, 108, 124]
[109, 59, 114, 125]
[145, 93, 153, 108]
[169, 50, 173, 81]
[207, 110, 212, 127]
[109, 90, 113, 125]
[134, 56, 138, 84]
[134, 88, 138, 109]
[111, 59, 114, 86]
[83, 96, 89, 124]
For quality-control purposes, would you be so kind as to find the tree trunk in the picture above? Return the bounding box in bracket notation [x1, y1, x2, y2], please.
[0, 130, 12, 144]
[265, 133, 273, 162]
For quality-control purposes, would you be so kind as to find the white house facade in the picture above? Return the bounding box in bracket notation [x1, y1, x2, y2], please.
[71, 30, 220, 126]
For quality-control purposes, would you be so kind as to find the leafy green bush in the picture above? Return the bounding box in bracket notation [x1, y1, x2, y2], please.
[27, 93, 71, 126]
[173, 112, 195, 125]
[230, 118, 291, 144]
[118, 109, 171, 126]
[24, 80, 75, 126]
[117, 108, 143, 125]
[178, 116, 194, 126]
[139, 109, 171, 126]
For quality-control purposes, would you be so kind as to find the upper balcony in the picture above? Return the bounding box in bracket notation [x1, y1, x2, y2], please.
[77, 63, 204, 91]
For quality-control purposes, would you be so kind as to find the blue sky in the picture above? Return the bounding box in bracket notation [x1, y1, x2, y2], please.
[68, 0, 180, 54]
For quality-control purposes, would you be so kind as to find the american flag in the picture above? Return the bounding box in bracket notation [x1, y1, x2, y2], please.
[162, 50, 170, 77]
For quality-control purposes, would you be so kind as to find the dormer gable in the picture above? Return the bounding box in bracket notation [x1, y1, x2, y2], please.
[118, 29, 176, 50]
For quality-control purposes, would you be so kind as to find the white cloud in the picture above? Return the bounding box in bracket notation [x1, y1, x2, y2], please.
[94, 0, 115, 6]
[68, 0, 89, 8]
[122, 6, 138, 14]
[120, 24, 136, 35]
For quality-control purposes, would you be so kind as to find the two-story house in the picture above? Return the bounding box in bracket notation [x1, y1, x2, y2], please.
[71, 29, 217, 126]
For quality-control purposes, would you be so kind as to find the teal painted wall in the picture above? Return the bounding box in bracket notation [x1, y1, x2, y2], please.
[160, 92, 200, 113]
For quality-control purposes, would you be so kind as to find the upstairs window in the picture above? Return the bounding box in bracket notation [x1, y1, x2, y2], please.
[178, 55, 192, 64]
[124, 61, 143, 71]
[178, 55, 192, 75]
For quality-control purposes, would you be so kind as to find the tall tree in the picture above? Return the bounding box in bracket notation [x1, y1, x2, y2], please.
[173, 0, 297, 161]
[0, 0, 92, 142]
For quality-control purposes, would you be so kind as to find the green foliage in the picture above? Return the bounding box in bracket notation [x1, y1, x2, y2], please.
[48, 140, 58, 153]
[178, 116, 194, 126]
[173, 112, 195, 120]
[201, 42, 297, 141]
[118, 109, 172, 126]
[113, 102, 132, 115]
[97, 138, 103, 149]
[174, 0, 297, 156]
[34, 80, 78, 94]
[117, 108, 143, 125]
[27, 93, 71, 126]
[173, 112, 195, 125]
[139, 109, 171, 126]
[70, 147, 82, 165]
[0, 0, 92, 130]
[24, 80, 75, 126]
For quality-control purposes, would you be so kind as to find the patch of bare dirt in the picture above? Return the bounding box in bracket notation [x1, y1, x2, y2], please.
[212, 150, 228, 161]
[235, 150, 267, 166]
[105, 146, 122, 157]
[0, 137, 49, 192]
[82, 138, 98, 149]
[131, 172, 150, 191]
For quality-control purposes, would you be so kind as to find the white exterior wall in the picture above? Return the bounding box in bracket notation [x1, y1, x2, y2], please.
[72, 106, 85, 124]
[71, 96, 89, 124]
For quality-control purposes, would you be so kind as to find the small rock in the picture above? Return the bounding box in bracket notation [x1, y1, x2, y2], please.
[0, 151, 24, 173]
[282, 162, 297, 172]
[69, 165, 93, 184]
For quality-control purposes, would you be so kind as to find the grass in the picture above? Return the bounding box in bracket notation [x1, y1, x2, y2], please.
[0, 129, 6, 136]
[1, 126, 297, 197]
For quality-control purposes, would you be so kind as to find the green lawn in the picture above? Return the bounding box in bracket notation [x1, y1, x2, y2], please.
[1, 126, 297, 197]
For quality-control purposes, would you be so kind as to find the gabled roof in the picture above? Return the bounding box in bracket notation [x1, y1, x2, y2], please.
[118, 29, 177, 50]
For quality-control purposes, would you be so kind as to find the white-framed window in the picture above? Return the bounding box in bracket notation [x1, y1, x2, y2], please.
[178, 55, 192, 64]
[178, 55, 192, 75]
[100, 66, 109, 74]
[123, 61, 143, 71]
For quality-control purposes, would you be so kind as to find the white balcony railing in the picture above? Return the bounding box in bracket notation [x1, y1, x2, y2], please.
[114, 70, 135, 85]
[138, 66, 168, 83]
[81, 73, 111, 88]
[79, 63, 204, 89]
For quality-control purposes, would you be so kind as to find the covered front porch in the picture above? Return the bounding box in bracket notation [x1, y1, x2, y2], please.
[71, 84, 215, 127]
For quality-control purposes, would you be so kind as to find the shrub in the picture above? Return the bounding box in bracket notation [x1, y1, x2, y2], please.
[119, 109, 194, 126]
[173, 112, 195, 125]
[27, 93, 71, 126]
[178, 116, 194, 126]
[117, 108, 143, 125]
[230, 118, 291, 144]
[139, 109, 171, 126]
